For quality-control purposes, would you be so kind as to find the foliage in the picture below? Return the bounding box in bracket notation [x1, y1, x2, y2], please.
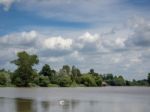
[11, 51, 39, 87]
[48, 83, 59, 87]
[0, 51, 148, 87]
[40, 64, 51, 77]
[62, 65, 71, 75]
[71, 66, 81, 83]
[80, 74, 97, 87]
[148, 73, 150, 85]
[113, 76, 126, 86]
[56, 75, 72, 87]
[39, 75, 50, 87]
[0, 72, 11, 86]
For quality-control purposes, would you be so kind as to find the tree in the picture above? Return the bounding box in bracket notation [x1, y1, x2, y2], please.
[89, 69, 94, 74]
[148, 73, 150, 85]
[93, 75, 102, 86]
[57, 75, 72, 87]
[71, 66, 81, 82]
[40, 64, 51, 76]
[0, 72, 11, 86]
[104, 74, 114, 85]
[39, 76, 50, 87]
[81, 74, 97, 87]
[11, 51, 39, 87]
[114, 76, 125, 86]
[39, 64, 54, 81]
[62, 65, 70, 75]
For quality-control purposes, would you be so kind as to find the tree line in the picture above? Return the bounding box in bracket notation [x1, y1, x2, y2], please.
[0, 51, 150, 87]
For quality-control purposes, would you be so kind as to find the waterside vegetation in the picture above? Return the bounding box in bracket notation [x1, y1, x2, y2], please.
[0, 51, 150, 87]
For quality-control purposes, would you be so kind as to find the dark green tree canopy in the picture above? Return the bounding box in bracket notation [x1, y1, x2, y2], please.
[40, 64, 51, 76]
[148, 73, 150, 84]
[62, 65, 70, 74]
[11, 51, 39, 87]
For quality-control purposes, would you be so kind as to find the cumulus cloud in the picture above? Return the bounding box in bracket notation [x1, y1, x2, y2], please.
[125, 18, 150, 47]
[43, 36, 73, 50]
[76, 32, 100, 52]
[0, 0, 17, 11]
[0, 30, 37, 47]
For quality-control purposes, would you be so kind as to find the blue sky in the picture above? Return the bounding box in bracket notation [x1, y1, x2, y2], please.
[0, 0, 150, 80]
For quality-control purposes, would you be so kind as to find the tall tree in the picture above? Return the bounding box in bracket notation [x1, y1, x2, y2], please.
[89, 69, 94, 74]
[148, 73, 150, 85]
[11, 51, 39, 87]
[0, 72, 11, 86]
[40, 64, 51, 77]
[62, 65, 70, 75]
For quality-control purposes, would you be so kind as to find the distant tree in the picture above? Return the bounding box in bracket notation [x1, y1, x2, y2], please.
[0, 69, 5, 72]
[57, 75, 72, 87]
[62, 65, 71, 75]
[59, 68, 68, 76]
[40, 64, 51, 76]
[148, 73, 150, 85]
[0, 72, 11, 86]
[11, 51, 39, 87]
[114, 76, 125, 86]
[81, 74, 97, 87]
[104, 74, 114, 85]
[39, 64, 56, 82]
[125, 80, 132, 86]
[93, 75, 102, 86]
[89, 69, 94, 74]
[106, 74, 114, 80]
[39, 75, 50, 87]
[71, 66, 81, 82]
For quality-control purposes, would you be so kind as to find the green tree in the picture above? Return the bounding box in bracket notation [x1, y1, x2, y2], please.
[40, 64, 51, 76]
[81, 74, 97, 87]
[57, 75, 72, 87]
[0, 72, 11, 86]
[11, 51, 39, 87]
[104, 74, 114, 85]
[39, 64, 55, 82]
[62, 65, 70, 75]
[148, 73, 150, 85]
[71, 66, 81, 83]
[114, 76, 125, 86]
[39, 76, 50, 87]
[93, 75, 102, 86]
[89, 69, 94, 74]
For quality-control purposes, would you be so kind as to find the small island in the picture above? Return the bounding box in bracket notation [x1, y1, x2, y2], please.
[0, 51, 150, 87]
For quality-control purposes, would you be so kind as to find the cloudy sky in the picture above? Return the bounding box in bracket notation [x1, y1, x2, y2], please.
[0, 0, 150, 80]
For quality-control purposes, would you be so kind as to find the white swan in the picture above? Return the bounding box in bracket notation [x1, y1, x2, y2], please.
[59, 100, 65, 105]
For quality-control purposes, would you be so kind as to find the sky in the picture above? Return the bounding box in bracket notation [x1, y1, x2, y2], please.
[0, 0, 150, 80]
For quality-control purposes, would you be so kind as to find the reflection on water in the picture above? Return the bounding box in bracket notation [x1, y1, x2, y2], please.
[0, 87, 150, 112]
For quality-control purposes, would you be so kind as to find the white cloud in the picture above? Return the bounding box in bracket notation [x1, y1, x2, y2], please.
[115, 38, 126, 48]
[43, 36, 73, 50]
[70, 51, 84, 61]
[0, 30, 37, 46]
[79, 32, 99, 43]
[125, 17, 150, 47]
[0, 0, 17, 11]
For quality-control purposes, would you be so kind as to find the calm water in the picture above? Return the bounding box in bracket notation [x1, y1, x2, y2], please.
[0, 87, 150, 112]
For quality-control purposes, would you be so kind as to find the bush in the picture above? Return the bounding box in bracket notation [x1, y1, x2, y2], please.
[0, 72, 11, 86]
[57, 75, 72, 87]
[39, 76, 50, 87]
[81, 74, 97, 87]
[48, 83, 59, 87]
[70, 81, 79, 87]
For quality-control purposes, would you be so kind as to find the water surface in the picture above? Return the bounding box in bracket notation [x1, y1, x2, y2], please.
[0, 87, 150, 112]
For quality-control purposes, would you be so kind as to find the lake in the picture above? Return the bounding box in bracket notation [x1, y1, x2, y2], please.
[0, 87, 150, 112]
